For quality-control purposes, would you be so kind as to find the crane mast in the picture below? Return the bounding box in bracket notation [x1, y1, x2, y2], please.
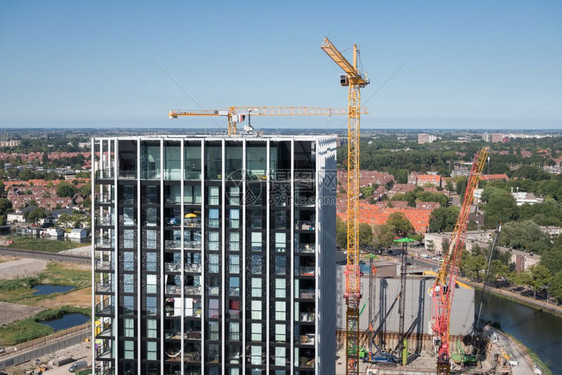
[430, 147, 489, 375]
[321, 36, 369, 375]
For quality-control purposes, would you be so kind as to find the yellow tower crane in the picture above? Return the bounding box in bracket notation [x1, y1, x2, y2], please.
[169, 106, 366, 135]
[321, 36, 369, 375]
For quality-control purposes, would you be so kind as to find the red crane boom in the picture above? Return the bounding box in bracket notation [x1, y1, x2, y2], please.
[430, 147, 489, 375]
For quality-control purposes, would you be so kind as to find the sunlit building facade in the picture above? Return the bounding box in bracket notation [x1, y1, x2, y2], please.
[92, 135, 337, 375]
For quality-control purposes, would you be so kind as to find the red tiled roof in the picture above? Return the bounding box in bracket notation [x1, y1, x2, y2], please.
[337, 201, 432, 233]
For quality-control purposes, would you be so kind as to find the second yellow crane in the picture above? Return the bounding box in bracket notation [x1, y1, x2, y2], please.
[322, 36, 369, 375]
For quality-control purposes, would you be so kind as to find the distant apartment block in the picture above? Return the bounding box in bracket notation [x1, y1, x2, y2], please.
[0, 139, 21, 148]
[417, 133, 437, 144]
[407, 172, 441, 188]
[92, 135, 337, 375]
[482, 133, 505, 143]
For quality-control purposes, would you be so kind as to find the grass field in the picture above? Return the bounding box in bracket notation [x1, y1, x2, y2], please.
[0, 306, 90, 346]
[6, 236, 89, 252]
[0, 262, 90, 304]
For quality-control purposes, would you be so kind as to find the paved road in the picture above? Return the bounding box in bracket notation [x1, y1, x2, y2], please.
[0, 247, 89, 264]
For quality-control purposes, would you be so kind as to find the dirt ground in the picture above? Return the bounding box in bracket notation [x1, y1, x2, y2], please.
[36, 287, 92, 309]
[0, 301, 45, 326]
[3, 341, 92, 375]
[0, 259, 47, 280]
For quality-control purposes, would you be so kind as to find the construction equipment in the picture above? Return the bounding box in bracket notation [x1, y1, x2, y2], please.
[429, 147, 489, 375]
[169, 106, 365, 135]
[475, 222, 502, 330]
[451, 339, 477, 365]
[321, 36, 370, 375]
[394, 237, 415, 365]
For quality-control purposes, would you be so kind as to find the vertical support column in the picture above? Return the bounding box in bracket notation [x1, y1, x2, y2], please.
[315, 139, 320, 374]
[137, 138, 143, 373]
[200, 139, 205, 375]
[221, 139, 226, 374]
[241, 139, 247, 374]
[180, 139, 185, 375]
[90, 138, 96, 371]
[265, 139, 271, 373]
[161, 139, 168, 375]
[114, 139, 120, 373]
[290, 139, 295, 375]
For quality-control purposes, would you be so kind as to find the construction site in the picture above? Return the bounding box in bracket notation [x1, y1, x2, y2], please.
[321, 38, 537, 375]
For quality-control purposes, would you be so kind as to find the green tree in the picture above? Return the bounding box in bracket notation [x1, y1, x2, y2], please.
[455, 176, 468, 197]
[549, 271, 562, 303]
[26, 207, 47, 223]
[56, 181, 77, 198]
[372, 224, 394, 251]
[482, 187, 518, 228]
[387, 212, 414, 237]
[528, 264, 552, 299]
[499, 220, 552, 254]
[359, 223, 374, 249]
[394, 169, 409, 184]
[18, 169, 35, 181]
[428, 206, 459, 232]
[445, 179, 454, 193]
[336, 216, 347, 249]
[0, 198, 12, 216]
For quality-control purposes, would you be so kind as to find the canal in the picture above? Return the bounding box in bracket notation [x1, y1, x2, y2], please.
[475, 290, 561, 374]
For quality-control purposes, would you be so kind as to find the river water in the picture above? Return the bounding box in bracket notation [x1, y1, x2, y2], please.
[475, 290, 561, 374]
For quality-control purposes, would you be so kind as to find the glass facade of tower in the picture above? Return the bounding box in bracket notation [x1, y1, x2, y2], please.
[92, 135, 336, 375]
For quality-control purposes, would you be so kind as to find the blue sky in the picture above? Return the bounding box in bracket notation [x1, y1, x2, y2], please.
[0, 0, 561, 130]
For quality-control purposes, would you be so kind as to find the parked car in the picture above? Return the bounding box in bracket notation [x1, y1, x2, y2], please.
[69, 361, 88, 373]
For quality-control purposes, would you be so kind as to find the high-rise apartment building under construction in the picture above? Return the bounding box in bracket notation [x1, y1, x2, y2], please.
[92, 135, 337, 375]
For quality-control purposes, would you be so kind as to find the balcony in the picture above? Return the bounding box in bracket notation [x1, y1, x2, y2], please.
[95, 169, 114, 180]
[95, 302, 115, 316]
[96, 260, 114, 271]
[185, 263, 201, 273]
[184, 218, 201, 228]
[95, 239, 114, 249]
[299, 289, 315, 299]
[96, 282, 113, 294]
[185, 241, 201, 250]
[185, 286, 201, 295]
[98, 216, 114, 227]
[299, 312, 315, 322]
[298, 267, 315, 277]
[165, 240, 181, 249]
[165, 285, 181, 295]
[298, 356, 315, 368]
[95, 194, 113, 204]
[297, 220, 315, 231]
[186, 330, 201, 340]
[165, 263, 181, 272]
[297, 244, 315, 253]
[98, 323, 114, 338]
[299, 333, 315, 345]
[165, 329, 182, 340]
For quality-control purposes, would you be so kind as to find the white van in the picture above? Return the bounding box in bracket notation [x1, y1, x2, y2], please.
[69, 360, 88, 372]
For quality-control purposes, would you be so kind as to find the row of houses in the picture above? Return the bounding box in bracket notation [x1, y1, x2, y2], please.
[14, 226, 88, 240]
[423, 230, 553, 272]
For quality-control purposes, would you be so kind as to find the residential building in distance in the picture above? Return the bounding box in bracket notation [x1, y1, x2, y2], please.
[0, 139, 21, 148]
[92, 135, 337, 375]
[417, 133, 437, 144]
[407, 172, 441, 188]
[482, 133, 505, 143]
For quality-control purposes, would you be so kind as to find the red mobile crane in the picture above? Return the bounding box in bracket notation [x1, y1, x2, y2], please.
[430, 147, 489, 375]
